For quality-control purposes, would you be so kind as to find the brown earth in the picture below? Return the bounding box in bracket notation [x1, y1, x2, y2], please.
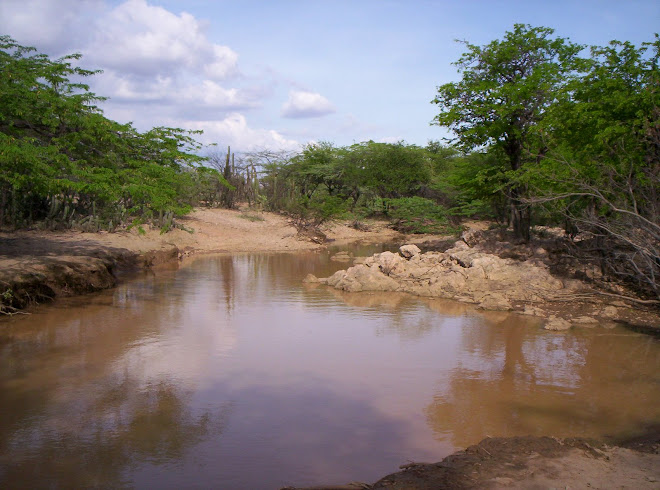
[285, 434, 660, 489]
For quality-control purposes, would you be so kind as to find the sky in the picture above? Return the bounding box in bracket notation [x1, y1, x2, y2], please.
[1, 0, 658, 152]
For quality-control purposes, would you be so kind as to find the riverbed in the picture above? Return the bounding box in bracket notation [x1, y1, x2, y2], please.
[1, 249, 659, 489]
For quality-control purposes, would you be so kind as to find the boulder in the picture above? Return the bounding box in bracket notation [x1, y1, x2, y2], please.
[373, 251, 404, 276]
[544, 315, 572, 331]
[399, 244, 421, 259]
[313, 245, 576, 313]
[326, 264, 399, 292]
[302, 273, 320, 283]
[478, 293, 512, 311]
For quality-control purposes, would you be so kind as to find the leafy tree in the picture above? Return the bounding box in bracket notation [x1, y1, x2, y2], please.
[0, 35, 211, 230]
[385, 196, 451, 234]
[351, 141, 432, 199]
[432, 24, 585, 241]
[529, 36, 660, 298]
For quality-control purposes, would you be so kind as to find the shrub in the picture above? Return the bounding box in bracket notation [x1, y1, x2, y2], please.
[385, 197, 452, 234]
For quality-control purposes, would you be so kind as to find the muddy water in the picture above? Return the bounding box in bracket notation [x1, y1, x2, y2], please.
[1, 249, 659, 489]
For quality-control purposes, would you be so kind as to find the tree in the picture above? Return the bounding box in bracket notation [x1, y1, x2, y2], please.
[0, 36, 208, 230]
[348, 141, 432, 199]
[432, 24, 585, 241]
[527, 36, 660, 298]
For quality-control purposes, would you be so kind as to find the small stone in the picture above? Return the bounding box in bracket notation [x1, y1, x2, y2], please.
[601, 306, 619, 318]
[302, 273, 320, 283]
[544, 315, 572, 331]
[461, 229, 483, 248]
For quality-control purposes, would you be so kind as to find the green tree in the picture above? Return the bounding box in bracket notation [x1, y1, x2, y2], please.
[349, 141, 432, 199]
[432, 24, 585, 241]
[0, 35, 209, 230]
[530, 36, 660, 298]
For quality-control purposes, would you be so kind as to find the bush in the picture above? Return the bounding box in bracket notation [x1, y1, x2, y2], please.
[385, 197, 452, 234]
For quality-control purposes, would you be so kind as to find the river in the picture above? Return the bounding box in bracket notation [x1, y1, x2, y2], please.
[1, 248, 659, 488]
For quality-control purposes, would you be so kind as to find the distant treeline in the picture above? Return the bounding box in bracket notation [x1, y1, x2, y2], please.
[1, 27, 658, 298]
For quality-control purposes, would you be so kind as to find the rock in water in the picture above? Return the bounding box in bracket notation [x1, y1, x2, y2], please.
[302, 273, 320, 283]
[544, 315, 572, 331]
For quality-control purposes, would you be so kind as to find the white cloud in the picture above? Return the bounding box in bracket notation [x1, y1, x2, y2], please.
[94, 71, 258, 112]
[192, 80, 255, 109]
[281, 90, 336, 119]
[204, 45, 239, 80]
[0, 0, 327, 151]
[185, 114, 300, 151]
[86, 0, 238, 80]
[0, 0, 103, 54]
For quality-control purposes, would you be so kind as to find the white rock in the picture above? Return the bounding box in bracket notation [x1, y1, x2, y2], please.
[399, 244, 421, 259]
[601, 306, 619, 318]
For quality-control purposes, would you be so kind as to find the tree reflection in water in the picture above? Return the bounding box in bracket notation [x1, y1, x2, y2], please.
[0, 375, 231, 488]
[425, 315, 660, 449]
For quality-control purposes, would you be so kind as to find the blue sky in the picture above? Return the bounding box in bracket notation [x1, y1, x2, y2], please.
[1, 0, 658, 151]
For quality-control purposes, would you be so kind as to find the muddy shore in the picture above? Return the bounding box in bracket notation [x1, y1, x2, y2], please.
[285, 433, 660, 489]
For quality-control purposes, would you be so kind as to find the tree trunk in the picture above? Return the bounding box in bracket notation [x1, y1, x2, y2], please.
[505, 138, 531, 242]
[510, 194, 531, 242]
[0, 185, 7, 228]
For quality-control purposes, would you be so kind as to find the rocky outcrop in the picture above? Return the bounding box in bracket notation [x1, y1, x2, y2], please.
[313, 242, 575, 312]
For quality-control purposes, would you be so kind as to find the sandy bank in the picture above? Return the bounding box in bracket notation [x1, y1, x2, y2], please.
[0, 207, 401, 313]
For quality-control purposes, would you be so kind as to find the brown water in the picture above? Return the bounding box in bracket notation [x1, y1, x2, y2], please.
[1, 249, 659, 489]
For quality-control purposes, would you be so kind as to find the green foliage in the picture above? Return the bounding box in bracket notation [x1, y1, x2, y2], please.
[0, 35, 209, 230]
[432, 25, 585, 155]
[432, 24, 587, 240]
[385, 197, 453, 234]
[527, 35, 660, 297]
[347, 141, 432, 199]
[261, 140, 435, 223]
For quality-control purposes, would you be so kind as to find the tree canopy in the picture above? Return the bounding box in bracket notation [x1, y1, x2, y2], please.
[432, 24, 585, 240]
[0, 35, 222, 231]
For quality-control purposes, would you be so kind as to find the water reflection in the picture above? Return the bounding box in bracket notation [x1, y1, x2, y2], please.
[1, 252, 659, 488]
[426, 321, 660, 448]
[1, 377, 229, 488]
